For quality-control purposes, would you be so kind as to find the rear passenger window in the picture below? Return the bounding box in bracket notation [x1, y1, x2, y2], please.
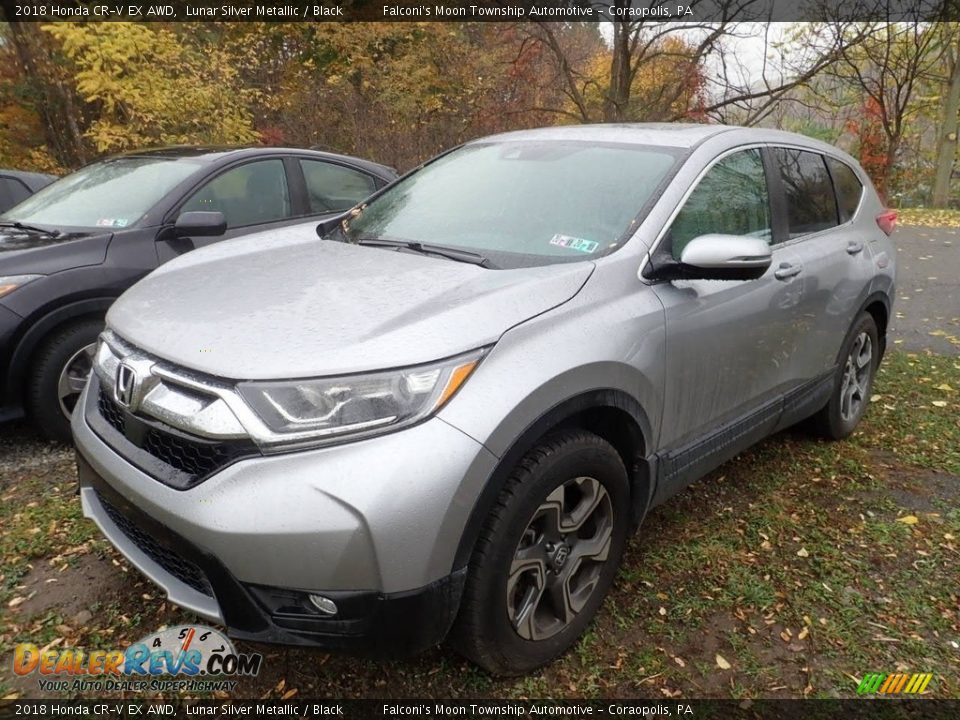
[670, 148, 771, 260]
[299, 160, 377, 214]
[826, 157, 864, 223]
[774, 148, 838, 237]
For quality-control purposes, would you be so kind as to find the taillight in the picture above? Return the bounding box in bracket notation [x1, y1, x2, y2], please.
[876, 209, 897, 236]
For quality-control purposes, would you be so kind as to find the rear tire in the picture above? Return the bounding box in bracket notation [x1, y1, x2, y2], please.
[448, 430, 630, 675]
[810, 312, 879, 440]
[26, 318, 104, 442]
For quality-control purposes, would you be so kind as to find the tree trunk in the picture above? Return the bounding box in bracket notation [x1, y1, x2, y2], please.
[604, 20, 632, 123]
[932, 43, 960, 208]
[3, 19, 88, 168]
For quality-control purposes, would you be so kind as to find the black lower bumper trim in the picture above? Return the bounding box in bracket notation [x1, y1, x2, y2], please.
[76, 449, 465, 657]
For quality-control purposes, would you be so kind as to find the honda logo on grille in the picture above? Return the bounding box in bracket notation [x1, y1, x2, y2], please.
[115, 362, 139, 410]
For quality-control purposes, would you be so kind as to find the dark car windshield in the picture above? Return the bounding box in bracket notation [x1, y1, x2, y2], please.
[341, 140, 681, 268]
[1, 157, 203, 229]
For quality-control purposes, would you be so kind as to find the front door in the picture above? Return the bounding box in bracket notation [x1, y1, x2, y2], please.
[651, 148, 806, 462]
[156, 158, 299, 263]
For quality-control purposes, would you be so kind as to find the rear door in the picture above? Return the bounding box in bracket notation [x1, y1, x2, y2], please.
[767, 148, 875, 386]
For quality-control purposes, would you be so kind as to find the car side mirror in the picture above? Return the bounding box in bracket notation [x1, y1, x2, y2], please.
[315, 212, 350, 239]
[174, 211, 226, 238]
[677, 234, 772, 281]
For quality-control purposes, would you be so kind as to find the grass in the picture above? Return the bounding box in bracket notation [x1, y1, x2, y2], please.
[0, 349, 958, 700]
[896, 208, 960, 228]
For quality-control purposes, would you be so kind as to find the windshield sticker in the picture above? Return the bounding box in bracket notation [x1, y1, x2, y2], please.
[550, 234, 599, 254]
[96, 218, 129, 228]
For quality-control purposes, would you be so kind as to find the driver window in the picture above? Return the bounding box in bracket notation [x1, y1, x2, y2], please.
[670, 149, 771, 260]
[181, 160, 291, 228]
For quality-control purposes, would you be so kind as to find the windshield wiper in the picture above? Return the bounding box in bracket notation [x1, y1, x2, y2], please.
[0, 221, 61, 238]
[356, 238, 494, 268]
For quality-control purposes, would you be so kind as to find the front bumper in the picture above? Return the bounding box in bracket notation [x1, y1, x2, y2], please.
[73, 380, 497, 653]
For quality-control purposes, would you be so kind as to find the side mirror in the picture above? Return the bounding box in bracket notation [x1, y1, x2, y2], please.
[678, 234, 772, 281]
[174, 211, 226, 238]
[315, 212, 350, 239]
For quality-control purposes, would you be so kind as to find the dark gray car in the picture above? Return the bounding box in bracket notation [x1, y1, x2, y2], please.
[0, 146, 396, 440]
[0, 169, 56, 213]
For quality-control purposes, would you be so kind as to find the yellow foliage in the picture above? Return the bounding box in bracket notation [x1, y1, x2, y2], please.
[42, 22, 259, 153]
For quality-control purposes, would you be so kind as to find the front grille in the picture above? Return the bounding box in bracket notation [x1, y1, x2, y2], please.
[97, 389, 125, 434]
[94, 387, 258, 489]
[142, 427, 239, 479]
[97, 490, 212, 597]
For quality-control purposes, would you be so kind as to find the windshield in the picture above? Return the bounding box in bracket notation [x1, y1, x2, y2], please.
[341, 140, 681, 268]
[1, 157, 204, 229]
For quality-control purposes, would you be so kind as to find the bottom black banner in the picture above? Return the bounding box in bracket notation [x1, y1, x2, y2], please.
[1, 699, 958, 720]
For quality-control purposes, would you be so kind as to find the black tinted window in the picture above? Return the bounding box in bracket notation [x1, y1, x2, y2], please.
[182, 160, 291, 229]
[299, 160, 377, 214]
[826, 157, 864, 223]
[0, 177, 33, 213]
[670, 148, 771, 259]
[774, 148, 838, 237]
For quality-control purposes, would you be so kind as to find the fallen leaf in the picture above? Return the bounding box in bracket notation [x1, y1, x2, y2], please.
[658, 606, 667, 616]
[797, 547, 810, 557]
[897, 515, 919, 525]
[931, 401, 948, 408]
[715, 654, 731, 670]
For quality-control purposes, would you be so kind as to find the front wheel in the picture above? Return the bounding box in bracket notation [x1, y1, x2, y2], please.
[26, 318, 104, 442]
[449, 430, 630, 675]
[810, 312, 879, 440]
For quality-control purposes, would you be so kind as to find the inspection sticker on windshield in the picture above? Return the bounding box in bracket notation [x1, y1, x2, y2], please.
[550, 234, 599, 254]
[96, 218, 129, 228]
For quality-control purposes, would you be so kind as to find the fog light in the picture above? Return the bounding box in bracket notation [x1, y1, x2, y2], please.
[308, 594, 338, 616]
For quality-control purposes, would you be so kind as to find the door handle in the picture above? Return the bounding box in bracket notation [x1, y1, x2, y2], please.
[846, 240, 865, 255]
[774, 263, 802, 280]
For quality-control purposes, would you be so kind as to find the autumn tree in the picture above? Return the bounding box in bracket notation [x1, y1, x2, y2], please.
[823, 20, 948, 198]
[931, 23, 959, 208]
[41, 22, 260, 153]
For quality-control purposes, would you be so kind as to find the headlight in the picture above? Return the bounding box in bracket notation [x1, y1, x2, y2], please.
[0, 274, 43, 299]
[236, 348, 486, 445]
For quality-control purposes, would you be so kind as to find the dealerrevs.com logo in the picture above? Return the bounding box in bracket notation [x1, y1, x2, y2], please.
[13, 624, 262, 693]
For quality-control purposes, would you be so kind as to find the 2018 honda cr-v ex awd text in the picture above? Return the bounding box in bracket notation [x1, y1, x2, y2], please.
[72, 124, 896, 675]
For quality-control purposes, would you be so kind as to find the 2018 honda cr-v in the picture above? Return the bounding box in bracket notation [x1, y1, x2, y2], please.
[72, 124, 895, 675]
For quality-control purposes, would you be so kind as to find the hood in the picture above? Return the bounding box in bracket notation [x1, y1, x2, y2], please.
[0, 226, 110, 274]
[108, 225, 594, 379]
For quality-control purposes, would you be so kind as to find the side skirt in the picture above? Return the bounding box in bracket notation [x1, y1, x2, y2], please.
[649, 370, 835, 508]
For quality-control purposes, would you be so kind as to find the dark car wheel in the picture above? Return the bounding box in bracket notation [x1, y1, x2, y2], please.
[27, 318, 104, 442]
[810, 312, 879, 440]
[449, 430, 630, 675]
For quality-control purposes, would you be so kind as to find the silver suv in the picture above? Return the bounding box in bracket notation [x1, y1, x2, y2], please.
[72, 124, 895, 675]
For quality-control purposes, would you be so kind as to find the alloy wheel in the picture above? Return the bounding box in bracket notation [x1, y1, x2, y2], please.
[57, 342, 96, 419]
[839, 331, 873, 423]
[506, 476, 614, 641]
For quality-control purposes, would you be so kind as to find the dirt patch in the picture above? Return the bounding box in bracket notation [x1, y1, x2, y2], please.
[10, 551, 118, 623]
[868, 449, 960, 512]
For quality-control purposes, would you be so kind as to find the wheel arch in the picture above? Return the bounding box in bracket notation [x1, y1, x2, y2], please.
[5, 298, 113, 405]
[452, 388, 655, 572]
[857, 291, 891, 361]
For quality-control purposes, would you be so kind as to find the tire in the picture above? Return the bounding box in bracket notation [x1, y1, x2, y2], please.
[810, 312, 879, 440]
[26, 318, 104, 442]
[448, 429, 630, 675]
